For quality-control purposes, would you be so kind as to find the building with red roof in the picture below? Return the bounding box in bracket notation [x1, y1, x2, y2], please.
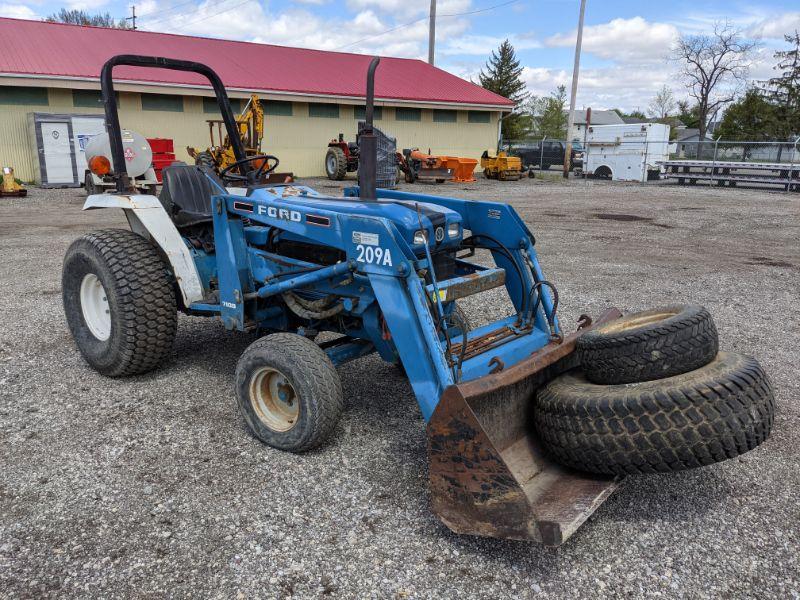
[0, 17, 513, 183]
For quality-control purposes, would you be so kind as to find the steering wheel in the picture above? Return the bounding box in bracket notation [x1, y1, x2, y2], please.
[219, 154, 280, 184]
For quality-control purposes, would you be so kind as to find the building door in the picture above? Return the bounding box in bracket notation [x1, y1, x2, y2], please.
[41, 121, 75, 183]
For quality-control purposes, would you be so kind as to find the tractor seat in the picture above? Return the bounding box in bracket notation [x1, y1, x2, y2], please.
[159, 164, 225, 228]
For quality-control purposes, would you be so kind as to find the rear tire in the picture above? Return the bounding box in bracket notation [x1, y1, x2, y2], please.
[235, 333, 343, 452]
[62, 229, 177, 377]
[325, 147, 347, 180]
[534, 352, 775, 475]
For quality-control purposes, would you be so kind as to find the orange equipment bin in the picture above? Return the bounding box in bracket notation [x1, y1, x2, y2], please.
[441, 156, 478, 182]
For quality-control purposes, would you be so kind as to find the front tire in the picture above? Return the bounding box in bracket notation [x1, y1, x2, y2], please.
[62, 229, 177, 377]
[534, 352, 774, 475]
[235, 333, 343, 452]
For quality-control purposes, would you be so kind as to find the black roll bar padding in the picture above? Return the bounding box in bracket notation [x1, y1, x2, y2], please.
[100, 55, 249, 193]
[358, 56, 380, 201]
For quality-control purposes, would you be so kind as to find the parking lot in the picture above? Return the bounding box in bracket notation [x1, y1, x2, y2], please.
[1, 176, 798, 598]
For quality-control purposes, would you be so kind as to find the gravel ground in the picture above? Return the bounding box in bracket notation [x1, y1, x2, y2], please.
[1, 177, 798, 599]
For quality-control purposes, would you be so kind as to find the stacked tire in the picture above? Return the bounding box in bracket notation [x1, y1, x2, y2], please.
[534, 306, 775, 475]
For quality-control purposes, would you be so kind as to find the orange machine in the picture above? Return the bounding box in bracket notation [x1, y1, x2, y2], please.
[397, 149, 477, 183]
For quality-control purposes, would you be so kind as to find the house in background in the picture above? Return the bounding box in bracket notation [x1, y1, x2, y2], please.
[566, 109, 625, 143]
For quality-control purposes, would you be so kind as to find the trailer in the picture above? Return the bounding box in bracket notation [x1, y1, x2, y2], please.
[659, 159, 800, 191]
[583, 123, 670, 182]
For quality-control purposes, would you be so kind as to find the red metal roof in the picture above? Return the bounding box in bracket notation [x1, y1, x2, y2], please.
[0, 18, 513, 107]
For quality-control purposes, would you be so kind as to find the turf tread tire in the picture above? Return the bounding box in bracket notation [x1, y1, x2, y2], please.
[577, 305, 718, 385]
[534, 352, 774, 475]
[62, 229, 177, 377]
[235, 333, 343, 452]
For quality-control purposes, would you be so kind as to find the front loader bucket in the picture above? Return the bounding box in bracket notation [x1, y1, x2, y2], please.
[427, 308, 622, 546]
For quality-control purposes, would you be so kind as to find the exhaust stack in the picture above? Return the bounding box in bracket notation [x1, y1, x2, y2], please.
[358, 57, 380, 201]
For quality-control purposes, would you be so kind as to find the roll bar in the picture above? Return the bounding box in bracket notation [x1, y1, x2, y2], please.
[100, 55, 248, 193]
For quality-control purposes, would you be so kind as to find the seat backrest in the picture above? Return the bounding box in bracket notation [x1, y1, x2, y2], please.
[159, 165, 224, 227]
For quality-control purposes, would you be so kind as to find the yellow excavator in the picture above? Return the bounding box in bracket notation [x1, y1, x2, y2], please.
[187, 94, 292, 183]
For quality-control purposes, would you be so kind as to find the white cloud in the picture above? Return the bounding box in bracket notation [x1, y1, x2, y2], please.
[440, 33, 540, 56]
[747, 12, 800, 40]
[546, 16, 679, 64]
[520, 63, 681, 112]
[1, 2, 38, 18]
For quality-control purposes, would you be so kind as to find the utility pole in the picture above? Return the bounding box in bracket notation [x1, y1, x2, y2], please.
[428, 0, 436, 65]
[563, 0, 586, 178]
[126, 5, 137, 30]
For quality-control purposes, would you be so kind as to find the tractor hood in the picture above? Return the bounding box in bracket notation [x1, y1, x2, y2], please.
[247, 184, 464, 250]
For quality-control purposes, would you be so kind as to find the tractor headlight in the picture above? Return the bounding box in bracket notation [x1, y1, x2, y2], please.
[413, 230, 428, 245]
[448, 223, 460, 238]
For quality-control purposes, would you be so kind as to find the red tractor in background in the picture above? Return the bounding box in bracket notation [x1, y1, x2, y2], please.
[325, 133, 360, 180]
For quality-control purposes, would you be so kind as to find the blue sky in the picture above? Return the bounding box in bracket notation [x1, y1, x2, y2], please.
[4, 0, 800, 110]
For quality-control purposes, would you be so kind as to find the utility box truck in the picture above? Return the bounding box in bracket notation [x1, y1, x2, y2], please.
[582, 123, 670, 182]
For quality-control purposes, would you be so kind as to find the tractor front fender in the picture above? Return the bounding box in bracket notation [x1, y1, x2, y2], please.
[83, 194, 204, 306]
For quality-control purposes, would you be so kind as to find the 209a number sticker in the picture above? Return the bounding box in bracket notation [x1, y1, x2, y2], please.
[356, 244, 393, 266]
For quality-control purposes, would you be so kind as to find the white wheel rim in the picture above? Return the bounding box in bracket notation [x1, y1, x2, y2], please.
[80, 273, 111, 341]
[327, 154, 336, 173]
[249, 367, 299, 432]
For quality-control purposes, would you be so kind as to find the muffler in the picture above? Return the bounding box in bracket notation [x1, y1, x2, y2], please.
[427, 308, 622, 546]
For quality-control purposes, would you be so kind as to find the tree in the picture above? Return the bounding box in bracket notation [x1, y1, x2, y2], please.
[612, 108, 647, 121]
[672, 22, 758, 142]
[45, 9, 131, 28]
[479, 40, 529, 139]
[676, 100, 701, 128]
[537, 85, 568, 139]
[764, 30, 800, 139]
[648, 85, 677, 120]
[716, 88, 779, 140]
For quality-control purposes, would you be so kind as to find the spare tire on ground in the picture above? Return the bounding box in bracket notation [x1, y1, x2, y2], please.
[534, 352, 774, 476]
[577, 305, 718, 385]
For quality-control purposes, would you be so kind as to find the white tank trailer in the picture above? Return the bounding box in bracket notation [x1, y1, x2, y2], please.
[84, 129, 159, 195]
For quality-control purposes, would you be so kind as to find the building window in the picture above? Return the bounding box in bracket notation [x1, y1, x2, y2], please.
[141, 93, 184, 112]
[468, 110, 490, 123]
[433, 109, 457, 123]
[354, 105, 382, 120]
[0, 86, 48, 106]
[395, 107, 421, 122]
[203, 96, 243, 114]
[309, 103, 339, 118]
[264, 100, 293, 116]
[73, 89, 119, 107]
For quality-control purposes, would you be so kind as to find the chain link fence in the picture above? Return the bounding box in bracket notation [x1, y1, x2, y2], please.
[500, 136, 800, 191]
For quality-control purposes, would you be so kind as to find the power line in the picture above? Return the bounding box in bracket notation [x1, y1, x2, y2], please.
[334, 0, 521, 51]
[167, 0, 252, 31]
[136, 0, 215, 25]
[137, 0, 246, 30]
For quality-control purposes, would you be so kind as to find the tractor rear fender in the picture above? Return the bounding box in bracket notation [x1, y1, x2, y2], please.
[82, 194, 205, 306]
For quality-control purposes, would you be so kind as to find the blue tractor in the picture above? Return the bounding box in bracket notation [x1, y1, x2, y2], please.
[62, 55, 774, 546]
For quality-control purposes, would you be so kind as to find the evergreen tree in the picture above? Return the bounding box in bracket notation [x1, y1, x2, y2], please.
[45, 9, 131, 29]
[764, 31, 800, 138]
[716, 88, 779, 140]
[479, 40, 529, 140]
